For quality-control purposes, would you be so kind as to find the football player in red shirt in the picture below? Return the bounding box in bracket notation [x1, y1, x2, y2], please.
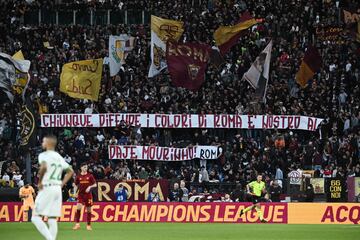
[73, 163, 97, 230]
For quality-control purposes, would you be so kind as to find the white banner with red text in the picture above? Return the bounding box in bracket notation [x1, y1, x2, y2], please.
[108, 145, 222, 161]
[40, 114, 323, 131]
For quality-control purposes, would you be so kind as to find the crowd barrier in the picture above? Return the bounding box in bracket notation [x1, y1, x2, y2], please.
[1, 202, 359, 224]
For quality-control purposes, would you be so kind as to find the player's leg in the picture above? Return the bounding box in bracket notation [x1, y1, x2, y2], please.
[240, 204, 255, 216]
[254, 202, 264, 222]
[32, 215, 53, 240]
[86, 206, 92, 230]
[28, 207, 33, 222]
[23, 210, 29, 222]
[48, 187, 63, 240]
[32, 190, 53, 240]
[85, 197, 93, 230]
[73, 202, 83, 230]
[48, 217, 58, 240]
[240, 195, 256, 217]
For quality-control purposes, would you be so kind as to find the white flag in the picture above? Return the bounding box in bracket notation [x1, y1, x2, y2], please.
[242, 40, 272, 88]
[242, 40, 272, 101]
[109, 34, 134, 76]
[0, 52, 31, 102]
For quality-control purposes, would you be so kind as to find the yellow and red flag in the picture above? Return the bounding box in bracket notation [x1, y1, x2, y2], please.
[214, 12, 259, 55]
[295, 46, 322, 88]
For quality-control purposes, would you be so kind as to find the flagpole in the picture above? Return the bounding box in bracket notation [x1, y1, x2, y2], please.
[25, 152, 32, 184]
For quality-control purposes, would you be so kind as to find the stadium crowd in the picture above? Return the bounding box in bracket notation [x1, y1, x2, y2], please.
[0, 0, 359, 201]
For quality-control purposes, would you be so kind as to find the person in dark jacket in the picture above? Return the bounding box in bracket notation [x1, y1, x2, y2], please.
[304, 184, 315, 202]
[269, 180, 282, 202]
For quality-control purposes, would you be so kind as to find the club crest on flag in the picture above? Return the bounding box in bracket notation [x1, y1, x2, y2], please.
[158, 25, 182, 41]
[109, 35, 134, 76]
[19, 104, 36, 147]
[153, 44, 166, 69]
[187, 64, 200, 81]
[114, 40, 125, 62]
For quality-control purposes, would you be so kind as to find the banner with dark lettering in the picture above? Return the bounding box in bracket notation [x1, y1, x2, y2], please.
[288, 203, 360, 224]
[316, 26, 345, 44]
[342, 8, 360, 24]
[325, 178, 347, 202]
[40, 114, 323, 131]
[60, 59, 103, 101]
[108, 145, 222, 161]
[95, 179, 169, 202]
[166, 41, 211, 90]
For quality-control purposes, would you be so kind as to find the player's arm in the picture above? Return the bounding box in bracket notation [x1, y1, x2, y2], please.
[19, 189, 26, 199]
[86, 175, 97, 193]
[32, 187, 36, 198]
[62, 167, 74, 188]
[38, 162, 47, 190]
[246, 182, 253, 194]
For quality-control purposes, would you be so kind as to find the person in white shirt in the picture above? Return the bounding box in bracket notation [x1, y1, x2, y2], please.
[32, 135, 74, 240]
[64, 154, 72, 164]
[2, 172, 10, 182]
[96, 131, 105, 143]
[12, 171, 22, 186]
[84, 104, 93, 114]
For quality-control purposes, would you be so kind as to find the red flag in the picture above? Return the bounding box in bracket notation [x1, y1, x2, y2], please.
[166, 41, 211, 91]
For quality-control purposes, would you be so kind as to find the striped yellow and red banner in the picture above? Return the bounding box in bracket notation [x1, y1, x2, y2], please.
[295, 46, 322, 88]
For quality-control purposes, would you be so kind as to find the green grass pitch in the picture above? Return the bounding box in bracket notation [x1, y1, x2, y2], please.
[0, 222, 359, 240]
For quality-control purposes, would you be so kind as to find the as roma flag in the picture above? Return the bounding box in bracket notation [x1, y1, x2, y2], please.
[166, 41, 211, 91]
[295, 46, 322, 88]
[214, 12, 259, 55]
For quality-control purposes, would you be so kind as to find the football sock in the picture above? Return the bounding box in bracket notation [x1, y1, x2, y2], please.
[23, 211, 28, 222]
[256, 207, 264, 220]
[75, 209, 81, 223]
[31, 215, 53, 240]
[48, 218, 58, 240]
[87, 210, 92, 226]
[243, 205, 254, 213]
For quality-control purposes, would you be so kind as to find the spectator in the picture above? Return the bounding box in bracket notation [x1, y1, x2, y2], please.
[199, 166, 209, 183]
[269, 180, 282, 202]
[12, 171, 22, 187]
[115, 184, 128, 202]
[8, 161, 20, 173]
[2, 172, 10, 183]
[169, 183, 180, 202]
[179, 180, 189, 202]
[303, 184, 315, 202]
[147, 187, 160, 202]
[68, 183, 78, 202]
[230, 184, 245, 202]
[138, 167, 149, 180]
[222, 194, 233, 202]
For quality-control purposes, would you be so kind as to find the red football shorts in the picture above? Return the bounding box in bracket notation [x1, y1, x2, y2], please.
[77, 193, 93, 207]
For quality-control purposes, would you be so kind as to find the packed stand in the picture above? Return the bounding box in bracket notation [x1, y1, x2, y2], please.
[0, 0, 359, 201]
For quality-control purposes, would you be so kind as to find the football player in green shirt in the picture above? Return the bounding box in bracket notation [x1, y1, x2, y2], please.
[240, 174, 267, 223]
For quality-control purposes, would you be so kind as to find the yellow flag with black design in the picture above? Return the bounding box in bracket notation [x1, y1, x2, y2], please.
[60, 59, 103, 101]
[148, 15, 184, 78]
